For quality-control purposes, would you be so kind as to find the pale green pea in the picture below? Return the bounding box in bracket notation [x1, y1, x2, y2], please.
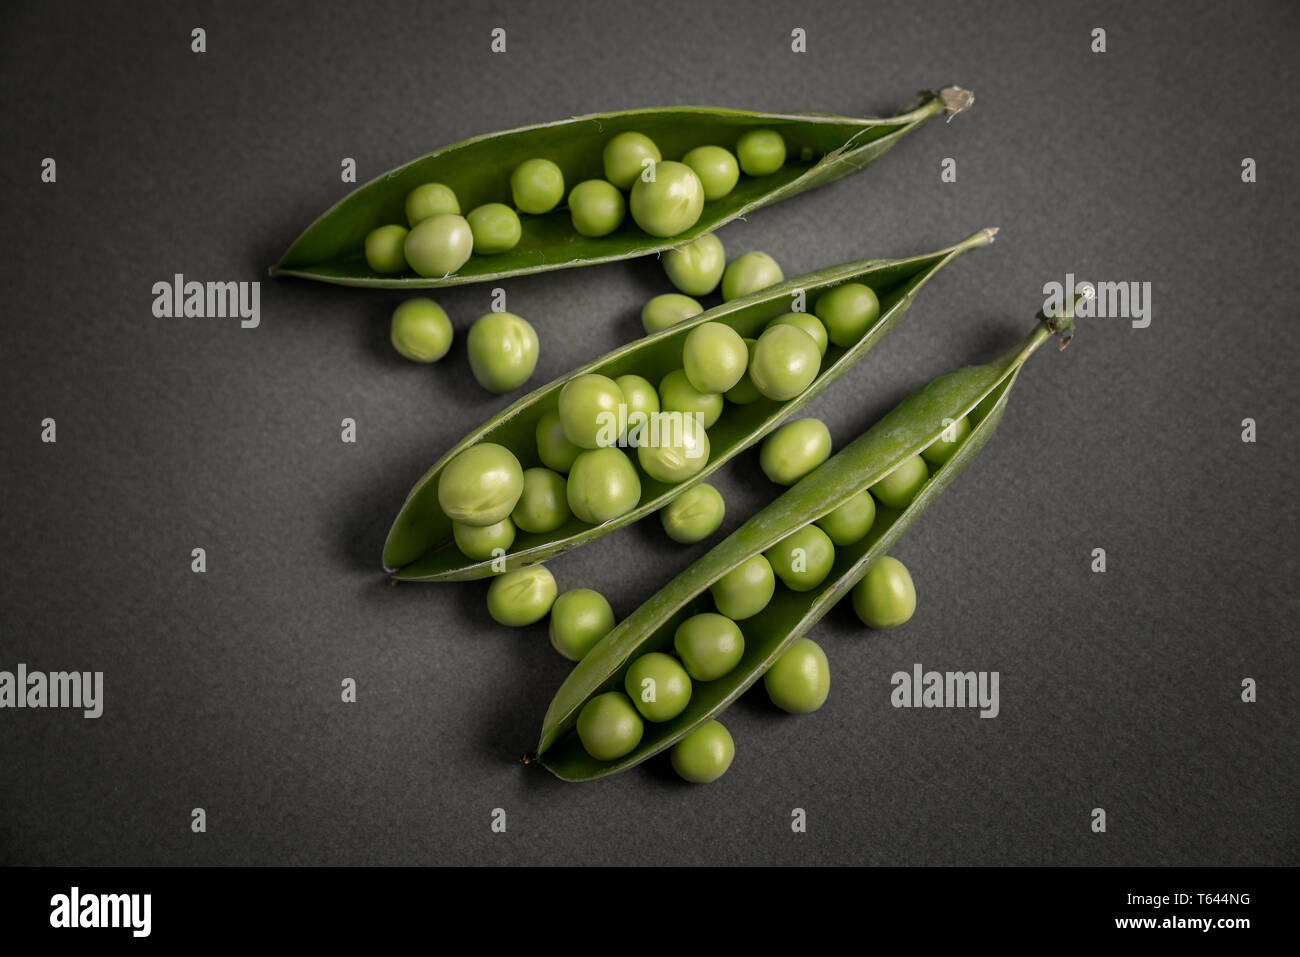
[364, 224, 409, 274]
[658, 369, 723, 429]
[763, 638, 830, 713]
[815, 489, 876, 546]
[814, 282, 881, 348]
[486, 564, 557, 627]
[576, 691, 644, 760]
[624, 653, 692, 722]
[670, 720, 735, 783]
[663, 232, 726, 296]
[709, 554, 775, 620]
[870, 454, 929, 509]
[549, 588, 616, 661]
[660, 483, 726, 544]
[535, 409, 582, 474]
[673, 613, 745, 681]
[641, 293, 703, 335]
[683, 322, 749, 394]
[721, 251, 783, 301]
[511, 467, 571, 534]
[603, 131, 662, 190]
[511, 158, 565, 214]
[764, 524, 836, 592]
[568, 179, 626, 237]
[405, 183, 460, 227]
[681, 145, 740, 200]
[437, 443, 524, 527]
[390, 298, 453, 362]
[466, 312, 539, 393]
[766, 311, 828, 357]
[466, 203, 522, 254]
[566, 447, 642, 524]
[404, 214, 474, 278]
[759, 418, 832, 485]
[852, 556, 916, 628]
[452, 517, 516, 561]
[630, 161, 705, 238]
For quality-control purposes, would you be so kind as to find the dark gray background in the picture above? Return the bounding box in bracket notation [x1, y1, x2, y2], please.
[2, 0, 1296, 866]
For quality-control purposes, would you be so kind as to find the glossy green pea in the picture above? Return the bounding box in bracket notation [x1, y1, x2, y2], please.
[765, 524, 836, 592]
[614, 374, 660, 421]
[709, 554, 775, 620]
[815, 488, 876, 546]
[814, 282, 881, 348]
[681, 145, 740, 200]
[760, 418, 832, 485]
[466, 203, 522, 254]
[736, 128, 787, 176]
[364, 224, 409, 274]
[550, 588, 616, 661]
[630, 161, 705, 238]
[852, 556, 916, 629]
[566, 447, 641, 524]
[535, 409, 582, 474]
[870, 454, 929, 509]
[658, 369, 723, 429]
[721, 251, 783, 301]
[683, 322, 749, 394]
[437, 443, 524, 526]
[673, 613, 745, 681]
[921, 415, 971, 466]
[637, 419, 710, 483]
[624, 652, 692, 722]
[749, 324, 821, 401]
[559, 373, 626, 449]
[466, 312, 539, 393]
[511, 467, 571, 534]
[724, 339, 762, 405]
[510, 158, 565, 214]
[660, 482, 726, 544]
[576, 691, 644, 760]
[404, 214, 474, 278]
[568, 179, 626, 237]
[670, 720, 734, 783]
[405, 182, 460, 227]
[641, 293, 703, 335]
[602, 131, 662, 190]
[486, 563, 557, 627]
[452, 517, 515, 561]
[390, 298, 453, 362]
[766, 311, 828, 357]
[763, 637, 830, 713]
[663, 233, 726, 297]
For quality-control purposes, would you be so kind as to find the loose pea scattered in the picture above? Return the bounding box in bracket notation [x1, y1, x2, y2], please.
[466, 312, 539, 393]
[852, 556, 916, 628]
[721, 251, 783, 301]
[364, 224, 409, 274]
[765, 525, 836, 592]
[466, 203, 522, 255]
[763, 638, 830, 714]
[760, 418, 832, 485]
[603, 131, 662, 190]
[452, 517, 516, 561]
[566, 447, 642, 524]
[629, 161, 705, 238]
[549, 588, 616, 661]
[624, 652, 693, 722]
[390, 298, 453, 362]
[438, 443, 524, 527]
[709, 554, 775, 620]
[486, 563, 557, 627]
[660, 482, 726, 544]
[814, 282, 881, 348]
[512, 467, 571, 534]
[670, 720, 735, 783]
[766, 311, 829, 357]
[405, 182, 460, 227]
[870, 454, 929, 509]
[681, 145, 740, 201]
[736, 128, 787, 176]
[921, 415, 971, 466]
[568, 179, 626, 237]
[510, 158, 565, 214]
[404, 213, 474, 278]
[658, 369, 724, 429]
[748, 324, 821, 401]
[663, 233, 726, 296]
[815, 488, 876, 546]
[559, 374, 626, 449]
[674, 613, 745, 681]
[683, 322, 749, 394]
[641, 293, 703, 335]
[576, 691, 644, 761]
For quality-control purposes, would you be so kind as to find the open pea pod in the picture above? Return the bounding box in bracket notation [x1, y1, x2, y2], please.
[273, 88, 972, 288]
[383, 229, 996, 580]
[534, 302, 1079, 781]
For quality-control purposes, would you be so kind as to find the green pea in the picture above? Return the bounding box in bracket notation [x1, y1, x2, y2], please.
[568, 179, 626, 237]
[624, 652, 692, 722]
[466, 202, 522, 254]
[760, 418, 832, 485]
[452, 517, 516, 561]
[765, 524, 836, 592]
[814, 282, 881, 348]
[659, 369, 723, 429]
[576, 691, 644, 761]
[390, 298, 453, 362]
[921, 416, 971, 467]
[405, 182, 460, 227]
[437, 443, 524, 526]
[364, 224, 409, 274]
[766, 311, 828, 357]
[663, 232, 726, 296]
[724, 339, 763, 405]
[736, 128, 786, 176]
[466, 312, 539, 393]
[670, 720, 734, 783]
[511, 467, 571, 534]
[558, 373, 626, 449]
[852, 556, 916, 628]
[630, 161, 705, 238]
[709, 554, 775, 620]
[404, 213, 474, 278]
[681, 145, 740, 200]
[602, 131, 662, 190]
[763, 637, 830, 714]
[660, 482, 726, 544]
[815, 489, 876, 546]
[549, 588, 616, 661]
[510, 158, 565, 214]
[641, 293, 703, 335]
[566, 447, 642, 524]
[486, 563, 557, 627]
[614, 374, 660, 421]
[721, 251, 783, 301]
[637, 419, 710, 483]
[673, 613, 745, 681]
[683, 322, 749, 394]
[535, 409, 582, 473]
[748, 324, 821, 401]
[870, 454, 929, 509]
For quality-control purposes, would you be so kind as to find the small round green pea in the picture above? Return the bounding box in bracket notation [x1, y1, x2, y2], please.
[437, 443, 524, 526]
[749, 324, 822, 401]
[673, 613, 745, 681]
[663, 232, 726, 296]
[721, 251, 783, 301]
[466, 312, 539, 393]
[603, 131, 662, 190]
[659, 369, 723, 429]
[576, 691, 644, 761]
[566, 447, 642, 524]
[765, 524, 836, 592]
[766, 311, 828, 357]
[870, 454, 929, 510]
[510, 158, 565, 214]
[921, 416, 972, 467]
[558, 373, 626, 450]
[625, 652, 692, 722]
[816, 489, 876, 546]
[614, 374, 660, 424]
[549, 588, 616, 661]
[452, 517, 516, 561]
[852, 556, 916, 628]
[535, 409, 582, 474]
[641, 293, 703, 335]
[760, 418, 832, 485]
[670, 720, 734, 783]
[736, 128, 787, 176]
[681, 145, 740, 200]
[637, 419, 710, 483]
[485, 563, 557, 627]
[390, 298, 453, 362]
[630, 161, 705, 238]
[709, 554, 775, 620]
[466, 202, 522, 254]
[511, 467, 571, 534]
[814, 282, 881, 348]
[405, 182, 460, 227]
[724, 339, 763, 405]
[764, 637, 830, 714]
[364, 224, 409, 274]
[404, 213, 474, 278]
[660, 483, 725, 544]
[683, 322, 749, 394]
[567, 179, 626, 237]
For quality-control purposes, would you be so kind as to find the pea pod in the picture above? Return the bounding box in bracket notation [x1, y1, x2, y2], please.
[534, 300, 1080, 780]
[273, 88, 973, 288]
[383, 229, 996, 580]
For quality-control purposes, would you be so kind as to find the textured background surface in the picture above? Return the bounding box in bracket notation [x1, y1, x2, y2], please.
[1, 0, 1296, 866]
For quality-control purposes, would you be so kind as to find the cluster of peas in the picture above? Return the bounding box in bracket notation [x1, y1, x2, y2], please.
[363, 127, 792, 279]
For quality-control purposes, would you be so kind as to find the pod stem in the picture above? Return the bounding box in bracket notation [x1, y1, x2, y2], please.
[1038, 288, 1091, 351]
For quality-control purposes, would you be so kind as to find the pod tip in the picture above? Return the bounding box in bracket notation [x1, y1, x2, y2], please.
[939, 86, 975, 121]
